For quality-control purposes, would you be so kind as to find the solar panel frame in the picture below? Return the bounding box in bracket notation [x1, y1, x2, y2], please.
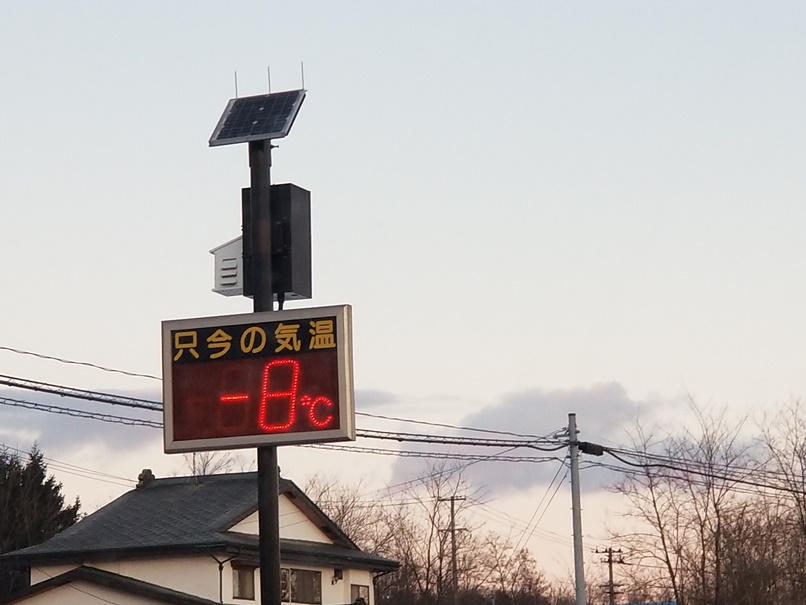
[209, 89, 306, 147]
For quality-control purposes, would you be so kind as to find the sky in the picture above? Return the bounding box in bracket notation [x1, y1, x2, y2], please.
[1, 0, 806, 581]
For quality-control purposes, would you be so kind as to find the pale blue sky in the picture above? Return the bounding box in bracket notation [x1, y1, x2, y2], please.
[1, 1, 805, 577]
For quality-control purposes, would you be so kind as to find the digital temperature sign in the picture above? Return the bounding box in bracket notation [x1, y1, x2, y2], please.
[162, 305, 354, 452]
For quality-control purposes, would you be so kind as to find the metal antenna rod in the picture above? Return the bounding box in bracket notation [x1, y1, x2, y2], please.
[267, 66, 272, 93]
[300, 61, 305, 89]
[234, 71, 239, 97]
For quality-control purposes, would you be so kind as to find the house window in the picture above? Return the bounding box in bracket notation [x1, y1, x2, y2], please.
[281, 568, 322, 604]
[233, 566, 255, 600]
[351, 584, 370, 604]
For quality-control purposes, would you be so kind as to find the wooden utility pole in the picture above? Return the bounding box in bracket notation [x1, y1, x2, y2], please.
[439, 495, 466, 605]
[596, 547, 624, 605]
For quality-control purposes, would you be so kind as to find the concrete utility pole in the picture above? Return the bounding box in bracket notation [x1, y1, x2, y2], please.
[569, 413, 586, 605]
[439, 495, 466, 605]
[597, 547, 624, 605]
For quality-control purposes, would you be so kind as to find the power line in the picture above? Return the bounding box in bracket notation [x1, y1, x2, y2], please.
[590, 448, 806, 497]
[355, 428, 565, 451]
[466, 499, 578, 548]
[1, 374, 570, 453]
[7, 375, 803, 500]
[0, 374, 162, 411]
[356, 411, 564, 441]
[0, 345, 160, 380]
[310, 443, 542, 501]
[0, 394, 567, 465]
[587, 460, 790, 501]
[1, 443, 134, 487]
[513, 458, 569, 554]
[1, 374, 573, 455]
[308, 443, 563, 464]
[0, 396, 162, 429]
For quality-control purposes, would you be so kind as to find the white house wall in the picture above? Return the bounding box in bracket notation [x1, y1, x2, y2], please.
[32, 556, 219, 602]
[11, 580, 179, 605]
[229, 494, 333, 543]
[99, 557, 220, 600]
[33, 558, 377, 605]
[244, 564, 377, 605]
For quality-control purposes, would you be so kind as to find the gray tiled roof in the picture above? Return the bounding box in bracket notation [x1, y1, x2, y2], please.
[1, 472, 397, 572]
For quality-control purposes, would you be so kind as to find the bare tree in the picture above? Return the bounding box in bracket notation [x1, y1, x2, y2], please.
[610, 402, 754, 605]
[306, 462, 571, 605]
[759, 399, 806, 597]
[182, 451, 239, 475]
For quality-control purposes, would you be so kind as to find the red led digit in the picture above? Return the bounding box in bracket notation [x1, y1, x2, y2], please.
[258, 359, 300, 432]
[220, 394, 249, 403]
[301, 395, 334, 429]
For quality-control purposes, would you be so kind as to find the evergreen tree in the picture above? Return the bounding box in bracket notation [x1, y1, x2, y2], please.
[0, 446, 81, 596]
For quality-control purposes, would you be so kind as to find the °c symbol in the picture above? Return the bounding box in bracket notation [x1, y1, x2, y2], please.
[301, 395, 334, 428]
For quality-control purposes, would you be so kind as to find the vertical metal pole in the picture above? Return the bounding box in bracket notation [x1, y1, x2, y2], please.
[249, 140, 282, 605]
[569, 413, 586, 605]
[257, 447, 281, 605]
[250, 140, 274, 311]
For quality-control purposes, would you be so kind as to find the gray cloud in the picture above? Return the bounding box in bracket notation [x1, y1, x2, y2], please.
[355, 389, 400, 409]
[388, 383, 681, 496]
[0, 387, 162, 454]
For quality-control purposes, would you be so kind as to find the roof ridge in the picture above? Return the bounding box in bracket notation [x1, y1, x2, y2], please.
[142, 471, 259, 487]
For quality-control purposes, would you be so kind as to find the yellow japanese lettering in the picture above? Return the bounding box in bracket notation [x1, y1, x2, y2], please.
[240, 326, 267, 354]
[309, 320, 336, 350]
[274, 323, 302, 353]
[173, 331, 200, 361]
[207, 328, 233, 359]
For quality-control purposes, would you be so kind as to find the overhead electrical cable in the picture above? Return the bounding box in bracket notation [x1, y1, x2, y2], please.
[355, 429, 565, 451]
[0, 396, 162, 429]
[467, 498, 573, 545]
[2, 374, 574, 453]
[8, 373, 803, 497]
[583, 461, 778, 501]
[594, 448, 806, 497]
[600, 445, 802, 488]
[308, 443, 563, 464]
[314, 443, 540, 501]
[357, 411, 564, 441]
[520, 463, 570, 547]
[0, 396, 567, 460]
[512, 458, 569, 554]
[0, 374, 162, 411]
[0, 345, 160, 380]
[0, 443, 135, 487]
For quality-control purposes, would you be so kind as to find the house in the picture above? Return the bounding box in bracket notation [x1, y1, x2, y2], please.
[0, 470, 398, 605]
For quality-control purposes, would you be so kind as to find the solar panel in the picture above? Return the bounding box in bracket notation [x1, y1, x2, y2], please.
[209, 89, 306, 147]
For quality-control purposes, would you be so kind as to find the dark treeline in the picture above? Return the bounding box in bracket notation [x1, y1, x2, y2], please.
[0, 447, 80, 598]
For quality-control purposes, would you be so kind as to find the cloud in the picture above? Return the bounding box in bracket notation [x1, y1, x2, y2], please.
[0, 387, 162, 453]
[355, 389, 400, 409]
[388, 383, 681, 496]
